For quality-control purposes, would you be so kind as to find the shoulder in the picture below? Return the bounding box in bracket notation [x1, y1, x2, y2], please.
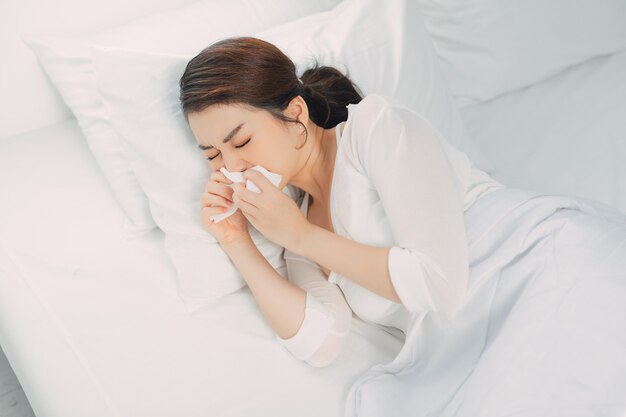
[347, 93, 434, 138]
[344, 94, 400, 152]
[346, 93, 430, 149]
[341, 94, 403, 177]
[344, 94, 450, 175]
[347, 93, 404, 121]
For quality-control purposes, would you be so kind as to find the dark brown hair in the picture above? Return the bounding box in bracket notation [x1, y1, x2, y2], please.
[178, 36, 363, 140]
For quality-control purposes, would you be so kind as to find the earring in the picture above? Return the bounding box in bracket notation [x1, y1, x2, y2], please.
[294, 121, 308, 150]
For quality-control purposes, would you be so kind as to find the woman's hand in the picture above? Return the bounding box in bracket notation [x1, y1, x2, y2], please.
[232, 169, 310, 251]
[200, 170, 250, 245]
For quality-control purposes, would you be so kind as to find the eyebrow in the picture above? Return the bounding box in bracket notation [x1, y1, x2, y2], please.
[197, 123, 245, 150]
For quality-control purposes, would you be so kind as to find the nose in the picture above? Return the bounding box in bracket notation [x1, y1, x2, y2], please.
[220, 154, 249, 174]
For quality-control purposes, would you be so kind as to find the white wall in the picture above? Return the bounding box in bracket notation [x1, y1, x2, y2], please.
[0, 0, 197, 141]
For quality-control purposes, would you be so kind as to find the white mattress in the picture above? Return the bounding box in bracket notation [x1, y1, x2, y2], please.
[460, 48, 626, 215]
[0, 119, 404, 417]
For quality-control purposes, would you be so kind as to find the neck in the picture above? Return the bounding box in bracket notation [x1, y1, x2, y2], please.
[289, 123, 338, 207]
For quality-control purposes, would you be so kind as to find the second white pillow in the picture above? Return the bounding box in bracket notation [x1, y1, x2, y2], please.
[418, 0, 626, 108]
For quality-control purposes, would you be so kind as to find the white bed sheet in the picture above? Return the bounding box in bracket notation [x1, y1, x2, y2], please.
[345, 186, 626, 416]
[0, 119, 404, 417]
[460, 48, 626, 215]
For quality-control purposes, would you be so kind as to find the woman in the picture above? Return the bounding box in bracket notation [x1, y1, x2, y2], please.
[179, 37, 626, 415]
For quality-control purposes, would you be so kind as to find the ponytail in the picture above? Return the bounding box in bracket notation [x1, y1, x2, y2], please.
[298, 61, 364, 128]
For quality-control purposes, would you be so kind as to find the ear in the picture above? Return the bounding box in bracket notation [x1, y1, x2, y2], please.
[284, 95, 309, 125]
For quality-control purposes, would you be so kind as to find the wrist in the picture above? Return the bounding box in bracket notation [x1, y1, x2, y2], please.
[219, 235, 255, 253]
[292, 220, 314, 257]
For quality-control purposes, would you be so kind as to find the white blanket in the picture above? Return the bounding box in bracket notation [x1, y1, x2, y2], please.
[345, 187, 626, 417]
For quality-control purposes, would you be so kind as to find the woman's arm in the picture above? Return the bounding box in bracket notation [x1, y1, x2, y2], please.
[221, 236, 351, 367]
[278, 248, 352, 367]
[292, 95, 470, 316]
[294, 224, 403, 305]
[221, 237, 310, 339]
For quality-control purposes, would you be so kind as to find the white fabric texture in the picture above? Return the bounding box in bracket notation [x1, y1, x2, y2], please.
[460, 48, 626, 217]
[21, 0, 341, 238]
[328, 94, 504, 326]
[348, 95, 470, 317]
[345, 187, 626, 417]
[89, 0, 494, 313]
[274, 253, 353, 367]
[417, 0, 626, 108]
[275, 96, 506, 362]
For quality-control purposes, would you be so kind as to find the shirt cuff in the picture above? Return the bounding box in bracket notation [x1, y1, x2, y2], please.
[275, 291, 336, 361]
[388, 245, 452, 314]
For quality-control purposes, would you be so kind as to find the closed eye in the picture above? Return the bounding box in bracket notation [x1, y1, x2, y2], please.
[235, 137, 252, 149]
[206, 137, 252, 160]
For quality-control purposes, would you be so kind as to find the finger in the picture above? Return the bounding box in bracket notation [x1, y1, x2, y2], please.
[204, 181, 234, 202]
[234, 183, 269, 211]
[232, 183, 261, 208]
[200, 205, 230, 223]
[210, 170, 233, 185]
[237, 205, 257, 223]
[201, 192, 234, 208]
[234, 195, 259, 217]
[243, 169, 274, 194]
[201, 205, 229, 215]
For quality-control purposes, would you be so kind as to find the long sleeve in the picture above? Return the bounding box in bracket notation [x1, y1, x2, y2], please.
[274, 246, 353, 367]
[350, 94, 470, 316]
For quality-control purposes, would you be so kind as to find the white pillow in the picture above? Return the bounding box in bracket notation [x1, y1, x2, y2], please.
[418, 0, 626, 108]
[91, 0, 491, 312]
[459, 49, 626, 216]
[22, 0, 342, 239]
[92, 48, 300, 313]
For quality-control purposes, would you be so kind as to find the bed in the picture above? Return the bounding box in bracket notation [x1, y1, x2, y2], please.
[1, 0, 625, 416]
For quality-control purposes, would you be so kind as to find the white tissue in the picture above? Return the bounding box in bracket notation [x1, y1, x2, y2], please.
[210, 165, 283, 223]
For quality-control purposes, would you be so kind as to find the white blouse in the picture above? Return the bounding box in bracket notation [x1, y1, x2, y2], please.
[275, 94, 506, 367]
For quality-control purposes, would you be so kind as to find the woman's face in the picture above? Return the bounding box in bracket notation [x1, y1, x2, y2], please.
[187, 99, 306, 189]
